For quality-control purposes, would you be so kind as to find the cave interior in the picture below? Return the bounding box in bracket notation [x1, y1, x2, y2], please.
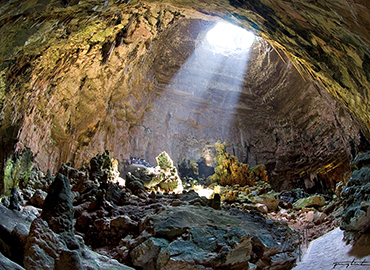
[1, 0, 370, 269]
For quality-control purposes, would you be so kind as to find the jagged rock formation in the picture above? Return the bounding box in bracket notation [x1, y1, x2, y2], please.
[23, 167, 134, 270]
[0, 203, 37, 267]
[340, 152, 370, 246]
[0, 151, 348, 269]
[0, 1, 369, 191]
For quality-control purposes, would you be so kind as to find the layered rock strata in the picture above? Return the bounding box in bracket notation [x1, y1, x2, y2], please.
[0, 0, 368, 190]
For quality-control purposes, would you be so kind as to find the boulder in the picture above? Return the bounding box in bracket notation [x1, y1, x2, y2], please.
[252, 192, 280, 212]
[130, 237, 170, 269]
[341, 202, 370, 235]
[30, 189, 47, 208]
[293, 195, 325, 209]
[23, 218, 65, 270]
[256, 203, 269, 214]
[59, 163, 92, 193]
[351, 151, 370, 170]
[23, 218, 135, 270]
[125, 173, 146, 195]
[280, 189, 309, 204]
[0, 204, 36, 266]
[126, 152, 183, 193]
[305, 211, 327, 225]
[111, 215, 138, 230]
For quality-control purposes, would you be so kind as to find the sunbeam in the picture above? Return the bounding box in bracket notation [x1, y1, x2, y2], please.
[163, 21, 256, 163]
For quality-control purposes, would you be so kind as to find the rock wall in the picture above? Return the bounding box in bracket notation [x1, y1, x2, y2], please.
[0, 0, 368, 190]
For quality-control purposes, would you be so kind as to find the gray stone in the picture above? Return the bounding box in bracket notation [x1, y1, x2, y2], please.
[341, 165, 370, 244]
[111, 215, 138, 230]
[168, 240, 214, 265]
[0, 251, 25, 270]
[23, 218, 63, 270]
[9, 188, 21, 211]
[41, 173, 78, 250]
[24, 218, 135, 270]
[30, 189, 47, 208]
[351, 151, 370, 170]
[130, 237, 170, 269]
[54, 249, 83, 270]
[148, 205, 299, 269]
[0, 204, 35, 265]
[346, 167, 370, 187]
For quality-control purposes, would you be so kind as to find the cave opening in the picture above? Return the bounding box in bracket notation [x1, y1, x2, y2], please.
[206, 21, 255, 54]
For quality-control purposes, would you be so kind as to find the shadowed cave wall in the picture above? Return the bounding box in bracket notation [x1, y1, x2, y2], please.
[0, 0, 370, 191]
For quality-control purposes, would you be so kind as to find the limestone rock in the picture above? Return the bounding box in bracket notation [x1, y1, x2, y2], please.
[105, 183, 128, 206]
[125, 173, 146, 195]
[1, 148, 33, 196]
[351, 151, 370, 170]
[224, 235, 252, 267]
[209, 193, 221, 210]
[30, 189, 47, 208]
[340, 161, 370, 244]
[0, 204, 36, 266]
[59, 163, 92, 193]
[130, 237, 170, 269]
[9, 187, 21, 211]
[24, 218, 134, 270]
[210, 141, 267, 187]
[54, 249, 83, 270]
[111, 215, 138, 231]
[255, 203, 269, 214]
[252, 192, 280, 212]
[305, 211, 327, 225]
[23, 218, 64, 270]
[89, 151, 119, 183]
[0, 2, 365, 193]
[293, 195, 325, 209]
[127, 152, 183, 193]
[41, 173, 78, 250]
[146, 205, 299, 269]
[280, 189, 309, 205]
[0, 251, 25, 270]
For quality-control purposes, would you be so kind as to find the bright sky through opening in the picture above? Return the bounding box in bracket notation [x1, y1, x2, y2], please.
[206, 22, 255, 54]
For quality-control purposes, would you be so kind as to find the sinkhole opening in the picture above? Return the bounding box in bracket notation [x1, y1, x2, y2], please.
[206, 21, 255, 54]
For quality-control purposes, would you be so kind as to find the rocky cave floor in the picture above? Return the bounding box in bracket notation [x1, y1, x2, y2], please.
[1, 150, 370, 270]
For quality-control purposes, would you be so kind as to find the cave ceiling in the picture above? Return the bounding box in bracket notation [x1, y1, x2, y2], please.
[0, 0, 370, 189]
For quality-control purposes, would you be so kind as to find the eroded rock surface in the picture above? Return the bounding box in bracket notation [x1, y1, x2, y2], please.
[0, 0, 366, 192]
[23, 170, 134, 270]
[340, 152, 370, 245]
[0, 151, 349, 270]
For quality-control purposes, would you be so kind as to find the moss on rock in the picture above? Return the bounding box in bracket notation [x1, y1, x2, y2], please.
[1, 148, 34, 196]
[210, 141, 268, 187]
[156, 151, 173, 171]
